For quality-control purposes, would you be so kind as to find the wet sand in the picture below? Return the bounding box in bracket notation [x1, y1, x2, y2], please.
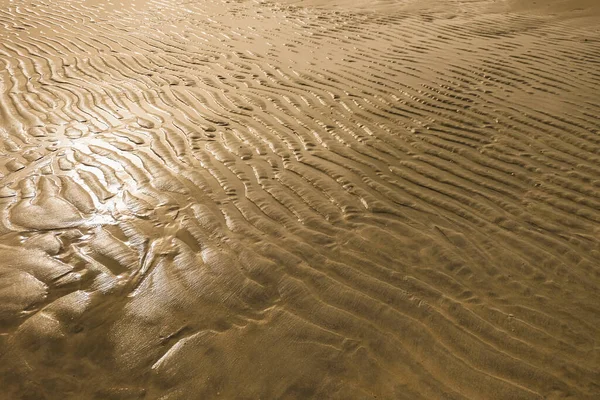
[1, 0, 599, 398]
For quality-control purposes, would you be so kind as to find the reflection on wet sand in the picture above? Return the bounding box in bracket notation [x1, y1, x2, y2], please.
[0, 0, 599, 398]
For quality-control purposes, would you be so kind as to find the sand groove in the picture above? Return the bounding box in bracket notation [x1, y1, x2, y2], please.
[0, 0, 599, 398]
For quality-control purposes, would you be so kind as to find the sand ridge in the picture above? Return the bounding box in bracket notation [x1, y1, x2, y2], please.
[0, 0, 599, 398]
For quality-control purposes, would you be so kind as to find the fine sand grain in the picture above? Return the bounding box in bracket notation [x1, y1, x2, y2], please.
[0, 0, 599, 398]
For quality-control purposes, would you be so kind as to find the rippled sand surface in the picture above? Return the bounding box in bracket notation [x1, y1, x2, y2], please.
[1, 0, 599, 398]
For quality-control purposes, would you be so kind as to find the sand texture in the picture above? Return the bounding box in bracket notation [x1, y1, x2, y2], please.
[0, 0, 599, 398]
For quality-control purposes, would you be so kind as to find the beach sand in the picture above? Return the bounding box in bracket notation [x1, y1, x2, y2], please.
[0, 0, 599, 398]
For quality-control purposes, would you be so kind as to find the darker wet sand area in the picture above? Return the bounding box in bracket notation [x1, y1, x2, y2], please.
[0, 0, 599, 398]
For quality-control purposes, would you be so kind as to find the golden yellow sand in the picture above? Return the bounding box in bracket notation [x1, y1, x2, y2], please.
[0, 0, 599, 398]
